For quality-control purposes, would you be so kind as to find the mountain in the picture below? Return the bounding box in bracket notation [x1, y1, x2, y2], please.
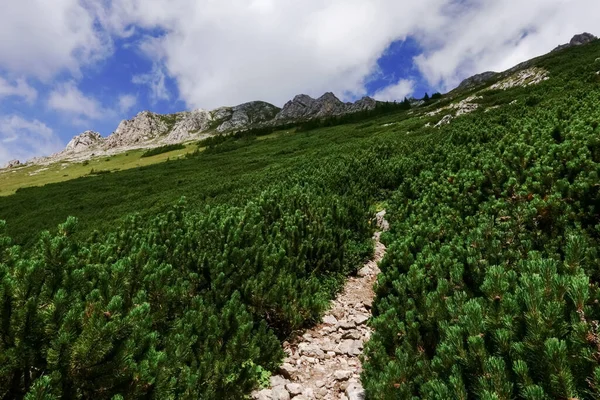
[2, 32, 600, 400]
[456, 71, 498, 91]
[274, 92, 375, 121]
[553, 32, 597, 52]
[17, 93, 375, 167]
[4, 32, 597, 169]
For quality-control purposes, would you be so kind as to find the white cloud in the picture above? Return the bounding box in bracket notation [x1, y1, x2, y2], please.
[47, 81, 108, 120]
[373, 79, 415, 102]
[0, 0, 110, 80]
[118, 94, 137, 113]
[99, 0, 443, 108]
[0, 115, 63, 165]
[0, 77, 37, 103]
[413, 0, 600, 91]
[132, 64, 170, 103]
[88, 0, 599, 109]
[0, 0, 598, 168]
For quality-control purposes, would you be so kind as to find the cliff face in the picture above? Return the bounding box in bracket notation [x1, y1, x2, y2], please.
[275, 93, 375, 122]
[553, 32, 597, 52]
[105, 111, 170, 149]
[65, 131, 104, 153]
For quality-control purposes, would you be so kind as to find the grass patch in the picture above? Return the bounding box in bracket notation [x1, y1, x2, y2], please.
[141, 143, 186, 158]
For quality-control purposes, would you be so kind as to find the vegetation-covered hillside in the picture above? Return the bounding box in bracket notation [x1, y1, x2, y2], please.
[0, 39, 599, 398]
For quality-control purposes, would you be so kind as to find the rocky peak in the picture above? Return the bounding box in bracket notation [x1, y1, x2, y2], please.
[292, 94, 316, 107]
[569, 32, 597, 46]
[275, 92, 373, 122]
[207, 101, 281, 132]
[275, 95, 316, 121]
[348, 96, 377, 113]
[26, 90, 379, 166]
[553, 32, 597, 52]
[65, 131, 103, 153]
[166, 109, 213, 142]
[313, 92, 346, 117]
[457, 71, 498, 90]
[4, 159, 21, 169]
[105, 111, 170, 148]
[318, 92, 341, 103]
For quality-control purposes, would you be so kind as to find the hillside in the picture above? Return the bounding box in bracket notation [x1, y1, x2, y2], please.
[0, 35, 599, 399]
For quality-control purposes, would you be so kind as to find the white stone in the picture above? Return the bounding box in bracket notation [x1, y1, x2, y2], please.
[286, 383, 303, 396]
[270, 376, 288, 387]
[255, 389, 273, 400]
[353, 315, 369, 326]
[337, 320, 355, 330]
[279, 363, 296, 379]
[272, 385, 291, 400]
[346, 382, 366, 400]
[334, 370, 353, 381]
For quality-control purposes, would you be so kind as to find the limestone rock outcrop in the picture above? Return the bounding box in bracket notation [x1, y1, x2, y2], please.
[457, 71, 498, 90]
[4, 159, 22, 169]
[65, 131, 104, 153]
[105, 111, 170, 149]
[165, 110, 213, 143]
[275, 93, 376, 122]
[554, 32, 598, 52]
[213, 101, 281, 132]
[12, 87, 384, 169]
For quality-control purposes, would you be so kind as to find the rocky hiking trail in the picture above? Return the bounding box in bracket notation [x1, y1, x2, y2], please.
[253, 212, 389, 400]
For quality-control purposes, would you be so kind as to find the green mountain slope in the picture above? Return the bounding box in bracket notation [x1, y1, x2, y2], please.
[0, 39, 599, 399]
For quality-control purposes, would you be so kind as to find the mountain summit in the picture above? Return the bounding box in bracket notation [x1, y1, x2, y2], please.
[553, 32, 597, 52]
[23, 93, 376, 166]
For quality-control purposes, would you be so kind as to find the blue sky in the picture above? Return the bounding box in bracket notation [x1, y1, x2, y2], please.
[0, 0, 598, 165]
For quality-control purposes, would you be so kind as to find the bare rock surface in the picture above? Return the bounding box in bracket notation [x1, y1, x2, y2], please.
[165, 109, 213, 143]
[4, 159, 22, 169]
[106, 111, 170, 149]
[457, 71, 498, 90]
[65, 131, 104, 153]
[489, 67, 549, 90]
[275, 93, 375, 122]
[253, 214, 388, 400]
[553, 32, 597, 52]
[14, 92, 375, 169]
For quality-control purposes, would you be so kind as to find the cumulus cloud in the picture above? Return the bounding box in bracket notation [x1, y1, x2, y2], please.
[47, 81, 108, 120]
[2, 0, 599, 111]
[0, 115, 63, 165]
[0, 0, 110, 80]
[0, 77, 37, 103]
[132, 64, 170, 103]
[98, 0, 443, 108]
[118, 94, 137, 113]
[413, 0, 600, 91]
[373, 79, 415, 102]
[0, 0, 599, 166]
[85, 0, 598, 109]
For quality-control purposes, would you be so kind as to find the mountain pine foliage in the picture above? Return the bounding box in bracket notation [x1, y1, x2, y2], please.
[362, 47, 600, 398]
[0, 39, 599, 399]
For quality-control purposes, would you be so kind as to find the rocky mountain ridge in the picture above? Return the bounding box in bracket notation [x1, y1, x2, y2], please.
[455, 33, 598, 93]
[13, 94, 376, 167]
[553, 32, 597, 52]
[3, 33, 598, 169]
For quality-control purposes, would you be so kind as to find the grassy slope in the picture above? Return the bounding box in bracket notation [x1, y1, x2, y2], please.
[0, 143, 199, 196]
[0, 40, 598, 248]
[0, 118, 418, 247]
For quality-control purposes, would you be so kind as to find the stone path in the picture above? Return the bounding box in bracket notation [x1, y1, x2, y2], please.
[253, 212, 388, 400]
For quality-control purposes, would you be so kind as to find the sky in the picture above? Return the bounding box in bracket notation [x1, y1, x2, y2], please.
[0, 0, 598, 165]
